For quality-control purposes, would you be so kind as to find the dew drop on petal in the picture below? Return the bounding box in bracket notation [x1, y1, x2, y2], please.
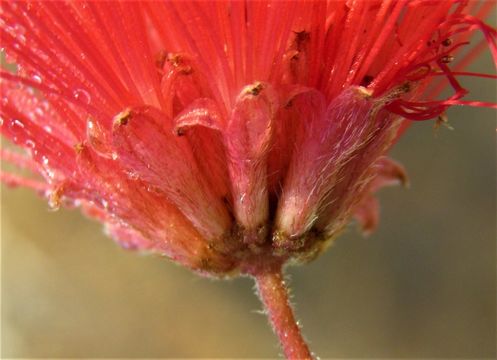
[31, 73, 42, 84]
[72, 88, 91, 105]
[39, 155, 56, 180]
[11, 119, 24, 129]
[25, 139, 36, 149]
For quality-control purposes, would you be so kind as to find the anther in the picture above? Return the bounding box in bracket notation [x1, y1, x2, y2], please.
[247, 82, 264, 96]
[113, 108, 132, 126]
[434, 112, 454, 131]
[357, 86, 373, 98]
[167, 53, 193, 75]
[442, 38, 452, 47]
[48, 184, 64, 210]
[74, 142, 85, 154]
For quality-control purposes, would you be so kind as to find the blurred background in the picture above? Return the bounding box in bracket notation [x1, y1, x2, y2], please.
[1, 31, 496, 360]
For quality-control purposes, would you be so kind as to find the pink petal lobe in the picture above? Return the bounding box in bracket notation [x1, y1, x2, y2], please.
[370, 156, 409, 192]
[75, 145, 233, 273]
[276, 87, 399, 245]
[353, 195, 380, 237]
[347, 156, 408, 237]
[173, 99, 231, 201]
[111, 105, 231, 242]
[274, 88, 328, 240]
[225, 82, 278, 244]
[266, 88, 305, 196]
[174, 98, 225, 134]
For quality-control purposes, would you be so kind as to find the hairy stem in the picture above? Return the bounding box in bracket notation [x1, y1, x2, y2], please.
[254, 265, 313, 359]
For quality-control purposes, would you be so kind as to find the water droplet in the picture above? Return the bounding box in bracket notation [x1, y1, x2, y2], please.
[8, 119, 25, 134]
[25, 139, 36, 149]
[31, 73, 42, 84]
[13, 119, 24, 128]
[72, 88, 91, 105]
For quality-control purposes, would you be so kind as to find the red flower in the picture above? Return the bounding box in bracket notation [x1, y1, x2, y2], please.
[1, 1, 495, 358]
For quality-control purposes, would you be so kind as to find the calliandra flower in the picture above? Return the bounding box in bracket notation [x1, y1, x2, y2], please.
[1, 1, 496, 358]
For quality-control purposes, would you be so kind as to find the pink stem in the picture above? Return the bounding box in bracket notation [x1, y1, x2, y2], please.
[254, 266, 313, 359]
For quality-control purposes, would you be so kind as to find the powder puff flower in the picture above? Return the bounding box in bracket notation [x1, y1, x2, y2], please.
[1, 1, 495, 358]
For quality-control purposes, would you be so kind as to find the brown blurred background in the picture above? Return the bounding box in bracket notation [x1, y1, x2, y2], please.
[2, 40, 496, 360]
